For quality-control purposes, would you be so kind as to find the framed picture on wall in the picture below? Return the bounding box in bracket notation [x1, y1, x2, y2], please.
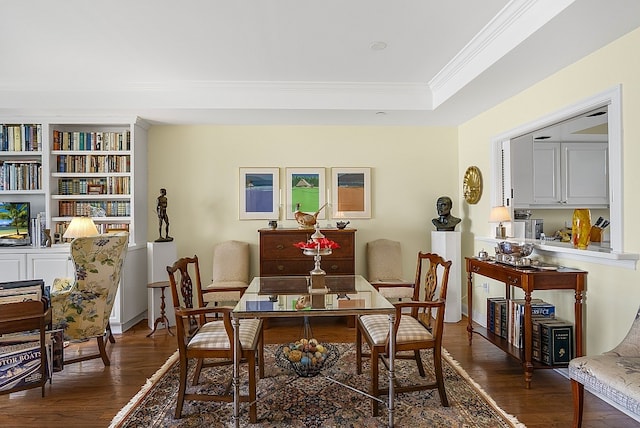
[285, 168, 326, 220]
[239, 167, 280, 220]
[331, 167, 371, 219]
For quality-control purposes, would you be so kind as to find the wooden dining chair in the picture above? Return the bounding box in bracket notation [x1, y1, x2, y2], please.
[166, 255, 264, 422]
[356, 251, 451, 416]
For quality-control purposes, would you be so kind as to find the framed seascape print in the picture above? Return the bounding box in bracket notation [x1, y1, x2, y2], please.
[331, 167, 371, 219]
[285, 168, 326, 220]
[239, 167, 280, 220]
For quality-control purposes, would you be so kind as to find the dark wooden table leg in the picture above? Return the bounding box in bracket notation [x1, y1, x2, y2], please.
[147, 285, 174, 337]
[466, 260, 474, 345]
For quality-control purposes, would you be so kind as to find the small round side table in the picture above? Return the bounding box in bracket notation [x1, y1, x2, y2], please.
[147, 281, 175, 337]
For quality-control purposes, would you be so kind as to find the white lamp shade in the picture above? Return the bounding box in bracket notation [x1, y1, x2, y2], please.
[63, 217, 99, 239]
[489, 206, 511, 223]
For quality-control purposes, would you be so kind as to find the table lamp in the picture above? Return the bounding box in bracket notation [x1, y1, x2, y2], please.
[63, 216, 99, 240]
[489, 206, 511, 239]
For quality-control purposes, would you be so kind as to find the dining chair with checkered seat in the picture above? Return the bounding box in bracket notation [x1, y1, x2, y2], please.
[356, 251, 452, 416]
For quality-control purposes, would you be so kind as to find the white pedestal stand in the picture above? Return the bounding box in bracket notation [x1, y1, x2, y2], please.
[147, 241, 177, 329]
[431, 231, 461, 323]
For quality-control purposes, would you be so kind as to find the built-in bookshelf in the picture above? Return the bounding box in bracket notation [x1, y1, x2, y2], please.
[1, 118, 148, 247]
[50, 125, 135, 242]
[49, 121, 147, 245]
[0, 117, 148, 335]
[0, 124, 44, 193]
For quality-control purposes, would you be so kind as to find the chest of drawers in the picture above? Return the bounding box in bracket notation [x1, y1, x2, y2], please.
[259, 228, 356, 277]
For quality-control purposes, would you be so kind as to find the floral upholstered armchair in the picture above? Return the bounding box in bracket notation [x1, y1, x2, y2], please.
[51, 233, 129, 366]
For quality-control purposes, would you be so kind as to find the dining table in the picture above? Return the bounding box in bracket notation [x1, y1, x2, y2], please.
[231, 274, 397, 427]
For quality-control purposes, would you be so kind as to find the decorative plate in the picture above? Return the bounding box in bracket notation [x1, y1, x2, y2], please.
[463, 166, 483, 204]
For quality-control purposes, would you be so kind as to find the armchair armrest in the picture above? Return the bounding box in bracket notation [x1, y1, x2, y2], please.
[51, 277, 74, 293]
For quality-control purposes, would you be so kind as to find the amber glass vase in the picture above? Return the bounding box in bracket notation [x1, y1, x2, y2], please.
[572, 209, 592, 249]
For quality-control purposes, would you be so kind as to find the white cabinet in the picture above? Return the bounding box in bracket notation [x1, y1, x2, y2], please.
[0, 252, 27, 281]
[510, 134, 535, 208]
[0, 247, 71, 285]
[110, 244, 148, 334]
[528, 141, 608, 208]
[26, 251, 74, 286]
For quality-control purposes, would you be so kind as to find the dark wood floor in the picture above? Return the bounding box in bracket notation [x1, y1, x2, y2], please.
[0, 316, 637, 427]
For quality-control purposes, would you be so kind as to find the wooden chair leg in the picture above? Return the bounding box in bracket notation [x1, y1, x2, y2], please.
[107, 322, 116, 344]
[356, 322, 363, 375]
[571, 379, 584, 428]
[97, 335, 110, 366]
[175, 357, 188, 418]
[371, 347, 380, 417]
[192, 358, 204, 386]
[414, 349, 426, 377]
[433, 346, 449, 407]
[258, 329, 265, 379]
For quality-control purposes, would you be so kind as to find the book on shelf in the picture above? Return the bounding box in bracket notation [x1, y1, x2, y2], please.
[514, 300, 556, 348]
[498, 300, 508, 339]
[540, 320, 573, 366]
[534, 319, 574, 366]
[486, 297, 556, 348]
[487, 297, 506, 334]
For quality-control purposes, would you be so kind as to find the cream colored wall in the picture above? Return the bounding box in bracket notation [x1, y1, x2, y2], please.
[458, 28, 640, 354]
[147, 126, 459, 289]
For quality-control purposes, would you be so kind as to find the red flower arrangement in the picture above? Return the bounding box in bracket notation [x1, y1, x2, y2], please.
[293, 238, 340, 250]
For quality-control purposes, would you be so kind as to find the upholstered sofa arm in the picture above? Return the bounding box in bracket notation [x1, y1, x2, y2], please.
[52, 277, 74, 293]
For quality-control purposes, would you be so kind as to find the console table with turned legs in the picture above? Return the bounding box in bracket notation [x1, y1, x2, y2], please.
[465, 257, 587, 388]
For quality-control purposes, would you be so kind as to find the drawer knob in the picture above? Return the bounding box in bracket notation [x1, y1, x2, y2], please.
[277, 265, 284, 271]
[472, 266, 481, 273]
[330, 264, 339, 271]
[276, 244, 284, 250]
[507, 276, 519, 285]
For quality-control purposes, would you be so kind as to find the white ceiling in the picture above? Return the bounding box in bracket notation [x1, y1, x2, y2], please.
[1, 0, 639, 126]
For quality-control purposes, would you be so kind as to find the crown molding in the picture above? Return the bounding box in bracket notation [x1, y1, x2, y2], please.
[429, 0, 575, 108]
[0, 81, 432, 112]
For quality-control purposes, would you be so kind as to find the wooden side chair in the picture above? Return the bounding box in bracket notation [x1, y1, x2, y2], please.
[166, 255, 264, 422]
[356, 251, 451, 416]
[366, 238, 417, 301]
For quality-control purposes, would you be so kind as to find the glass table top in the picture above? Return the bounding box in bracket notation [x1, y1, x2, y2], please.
[233, 275, 394, 318]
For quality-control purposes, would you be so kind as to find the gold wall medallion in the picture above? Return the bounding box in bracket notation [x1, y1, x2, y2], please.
[463, 166, 482, 204]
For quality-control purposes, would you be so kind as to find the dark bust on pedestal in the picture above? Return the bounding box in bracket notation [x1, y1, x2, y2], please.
[432, 196, 461, 232]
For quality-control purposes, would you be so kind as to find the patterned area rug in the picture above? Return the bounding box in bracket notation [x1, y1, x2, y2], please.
[110, 344, 525, 427]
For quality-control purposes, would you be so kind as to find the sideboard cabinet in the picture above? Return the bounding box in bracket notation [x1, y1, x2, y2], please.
[259, 228, 356, 277]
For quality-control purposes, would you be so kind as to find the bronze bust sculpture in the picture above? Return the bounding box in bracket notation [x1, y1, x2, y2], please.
[155, 188, 173, 242]
[432, 196, 461, 231]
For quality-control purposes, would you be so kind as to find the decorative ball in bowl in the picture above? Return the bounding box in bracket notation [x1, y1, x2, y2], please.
[335, 221, 350, 230]
[276, 338, 339, 377]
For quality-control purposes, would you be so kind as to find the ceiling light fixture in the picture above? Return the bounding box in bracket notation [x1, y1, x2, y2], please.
[370, 41, 387, 51]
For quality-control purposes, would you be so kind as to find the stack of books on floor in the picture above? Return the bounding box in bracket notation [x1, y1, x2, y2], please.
[487, 297, 573, 366]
